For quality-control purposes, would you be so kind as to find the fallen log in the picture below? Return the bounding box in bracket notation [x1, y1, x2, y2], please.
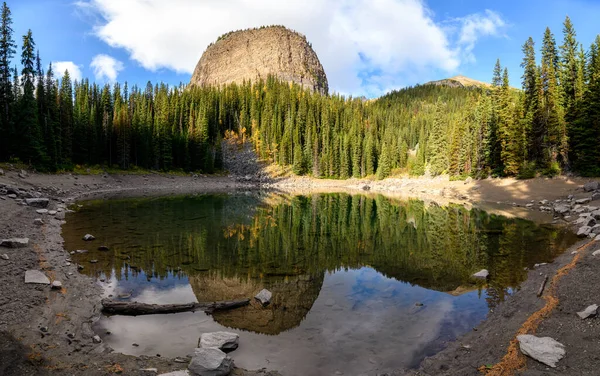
[101, 298, 249, 316]
[537, 274, 548, 297]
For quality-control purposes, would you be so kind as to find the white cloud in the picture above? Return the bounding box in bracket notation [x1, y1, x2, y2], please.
[90, 54, 124, 82]
[76, 0, 506, 96]
[455, 10, 506, 63]
[52, 61, 83, 82]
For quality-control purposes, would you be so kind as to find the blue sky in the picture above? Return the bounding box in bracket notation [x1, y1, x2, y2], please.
[10, 0, 600, 97]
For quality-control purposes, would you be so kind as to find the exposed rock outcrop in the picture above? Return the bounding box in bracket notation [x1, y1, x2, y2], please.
[190, 26, 328, 94]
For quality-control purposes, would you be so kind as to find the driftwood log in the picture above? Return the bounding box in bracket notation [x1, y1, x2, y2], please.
[537, 274, 548, 297]
[101, 298, 249, 316]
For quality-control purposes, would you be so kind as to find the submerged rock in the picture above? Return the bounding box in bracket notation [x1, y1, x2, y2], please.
[254, 289, 272, 306]
[83, 234, 96, 241]
[472, 269, 489, 279]
[188, 348, 233, 376]
[199, 332, 239, 352]
[0, 238, 29, 248]
[577, 304, 598, 319]
[517, 334, 565, 368]
[25, 270, 50, 285]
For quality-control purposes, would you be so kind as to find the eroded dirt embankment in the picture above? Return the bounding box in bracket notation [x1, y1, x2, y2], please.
[1, 167, 599, 376]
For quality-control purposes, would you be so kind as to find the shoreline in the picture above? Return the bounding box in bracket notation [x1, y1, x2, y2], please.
[1, 168, 598, 375]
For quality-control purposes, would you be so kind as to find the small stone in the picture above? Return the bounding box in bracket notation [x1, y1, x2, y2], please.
[577, 304, 598, 319]
[140, 369, 158, 374]
[255, 289, 272, 306]
[83, 234, 95, 241]
[593, 250, 600, 257]
[576, 198, 592, 205]
[33, 218, 44, 226]
[48, 210, 57, 215]
[415, 302, 424, 307]
[132, 343, 140, 347]
[36, 209, 48, 215]
[1, 238, 29, 248]
[199, 332, 239, 352]
[25, 198, 49, 208]
[188, 348, 233, 376]
[98, 245, 109, 251]
[472, 269, 489, 279]
[517, 334, 565, 368]
[1, 254, 8, 260]
[7, 194, 16, 199]
[89, 260, 98, 263]
[51, 280, 62, 289]
[25, 270, 50, 285]
[92, 335, 102, 343]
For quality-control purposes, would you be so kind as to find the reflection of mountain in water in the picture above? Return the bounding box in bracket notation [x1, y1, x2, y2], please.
[63, 192, 577, 327]
[189, 272, 324, 335]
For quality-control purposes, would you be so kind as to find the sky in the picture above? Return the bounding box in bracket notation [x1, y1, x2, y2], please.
[9, 0, 600, 98]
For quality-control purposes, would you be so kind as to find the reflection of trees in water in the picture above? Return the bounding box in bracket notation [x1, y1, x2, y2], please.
[65, 193, 576, 322]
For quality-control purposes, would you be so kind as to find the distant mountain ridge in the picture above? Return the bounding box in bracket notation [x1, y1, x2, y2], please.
[424, 75, 491, 89]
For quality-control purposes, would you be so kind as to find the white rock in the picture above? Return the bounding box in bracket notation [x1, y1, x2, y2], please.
[83, 234, 95, 241]
[576, 198, 592, 205]
[517, 334, 565, 368]
[51, 280, 62, 289]
[188, 348, 233, 376]
[577, 304, 598, 319]
[0, 238, 29, 248]
[593, 250, 600, 257]
[578, 226, 592, 237]
[36, 209, 48, 214]
[158, 371, 190, 376]
[33, 218, 44, 226]
[200, 332, 239, 351]
[472, 269, 489, 279]
[92, 335, 102, 343]
[25, 270, 50, 285]
[1, 254, 8, 260]
[255, 289, 272, 306]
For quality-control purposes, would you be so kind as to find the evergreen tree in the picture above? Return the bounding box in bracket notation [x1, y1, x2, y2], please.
[0, 1, 15, 159]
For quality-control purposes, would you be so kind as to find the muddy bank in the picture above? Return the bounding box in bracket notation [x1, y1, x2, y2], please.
[1, 167, 598, 375]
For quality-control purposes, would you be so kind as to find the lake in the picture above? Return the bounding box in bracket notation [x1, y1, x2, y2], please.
[62, 193, 577, 375]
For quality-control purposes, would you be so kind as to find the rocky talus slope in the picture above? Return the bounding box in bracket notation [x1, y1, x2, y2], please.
[190, 26, 328, 94]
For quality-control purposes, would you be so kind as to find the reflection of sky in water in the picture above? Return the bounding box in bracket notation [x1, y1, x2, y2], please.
[97, 267, 490, 375]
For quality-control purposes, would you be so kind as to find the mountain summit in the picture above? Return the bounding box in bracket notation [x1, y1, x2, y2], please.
[425, 75, 490, 89]
[190, 26, 328, 95]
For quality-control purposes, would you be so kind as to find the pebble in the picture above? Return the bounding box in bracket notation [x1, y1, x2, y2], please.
[92, 335, 102, 343]
[36, 209, 48, 214]
[33, 218, 44, 225]
[51, 281, 62, 289]
[1, 254, 8, 260]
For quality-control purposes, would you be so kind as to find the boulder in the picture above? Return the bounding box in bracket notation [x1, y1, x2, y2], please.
[577, 304, 598, 319]
[254, 289, 272, 306]
[83, 234, 96, 241]
[553, 204, 570, 215]
[576, 198, 592, 205]
[517, 334, 565, 368]
[25, 270, 50, 285]
[25, 198, 49, 208]
[591, 210, 600, 220]
[472, 269, 489, 279]
[583, 181, 600, 192]
[200, 332, 239, 352]
[0, 238, 29, 248]
[577, 226, 592, 237]
[188, 348, 233, 376]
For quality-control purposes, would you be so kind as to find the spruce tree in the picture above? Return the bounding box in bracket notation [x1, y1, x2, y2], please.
[0, 1, 15, 158]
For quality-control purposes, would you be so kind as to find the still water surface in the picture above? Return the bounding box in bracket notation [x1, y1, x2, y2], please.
[62, 193, 576, 375]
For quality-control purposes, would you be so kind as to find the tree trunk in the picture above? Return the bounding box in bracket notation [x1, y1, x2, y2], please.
[101, 298, 249, 316]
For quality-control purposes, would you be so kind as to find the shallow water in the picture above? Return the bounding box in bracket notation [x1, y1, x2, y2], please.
[62, 193, 577, 375]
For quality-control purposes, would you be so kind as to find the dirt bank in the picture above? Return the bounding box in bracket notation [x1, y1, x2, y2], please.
[1, 166, 598, 375]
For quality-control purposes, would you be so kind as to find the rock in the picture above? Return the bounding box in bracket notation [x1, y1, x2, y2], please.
[7, 193, 16, 199]
[576, 197, 592, 205]
[33, 218, 44, 226]
[591, 210, 600, 220]
[92, 335, 102, 343]
[254, 289, 272, 306]
[141, 369, 158, 374]
[98, 245, 110, 251]
[577, 226, 592, 237]
[584, 181, 600, 192]
[0, 238, 29, 248]
[577, 304, 598, 319]
[585, 217, 597, 227]
[89, 259, 98, 264]
[539, 206, 552, 212]
[190, 26, 328, 95]
[553, 204, 570, 215]
[361, 184, 371, 191]
[539, 199, 549, 205]
[0, 168, 3, 175]
[526, 203, 534, 208]
[199, 332, 239, 352]
[593, 193, 600, 201]
[55, 211, 65, 220]
[517, 334, 565, 368]
[465, 177, 473, 184]
[48, 210, 57, 215]
[25, 270, 50, 285]
[51, 280, 62, 289]
[472, 269, 489, 279]
[188, 348, 233, 376]
[83, 234, 95, 241]
[25, 198, 49, 208]
[36, 209, 48, 214]
[158, 371, 190, 376]
[1, 254, 8, 260]
[592, 250, 600, 256]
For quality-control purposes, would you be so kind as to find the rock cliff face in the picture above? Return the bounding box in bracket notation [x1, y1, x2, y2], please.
[190, 26, 328, 95]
